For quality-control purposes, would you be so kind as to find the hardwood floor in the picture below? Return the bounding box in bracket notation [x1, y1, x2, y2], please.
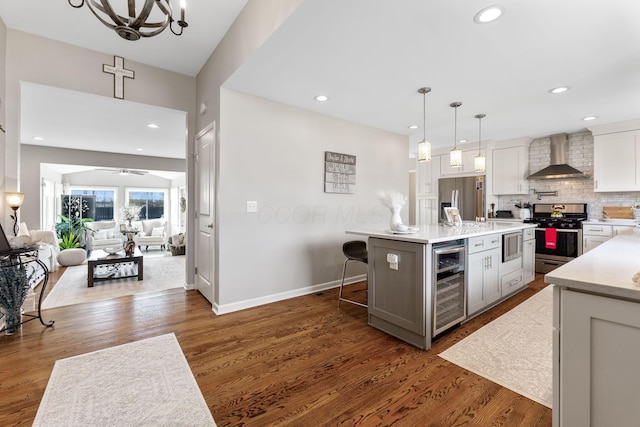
[0, 271, 552, 426]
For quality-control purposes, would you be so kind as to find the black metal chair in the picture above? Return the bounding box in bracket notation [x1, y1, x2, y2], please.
[338, 240, 368, 308]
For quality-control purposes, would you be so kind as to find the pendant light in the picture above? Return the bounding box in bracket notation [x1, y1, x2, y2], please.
[417, 87, 432, 162]
[474, 113, 486, 172]
[449, 102, 463, 168]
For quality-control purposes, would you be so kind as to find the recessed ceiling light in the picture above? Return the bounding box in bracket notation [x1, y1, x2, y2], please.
[33, 136, 44, 141]
[549, 86, 570, 94]
[314, 95, 329, 102]
[582, 116, 597, 121]
[136, 148, 144, 151]
[474, 5, 504, 24]
[147, 123, 159, 128]
[408, 125, 419, 129]
[459, 139, 468, 144]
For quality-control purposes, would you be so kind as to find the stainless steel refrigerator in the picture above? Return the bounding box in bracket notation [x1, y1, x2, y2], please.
[438, 175, 485, 222]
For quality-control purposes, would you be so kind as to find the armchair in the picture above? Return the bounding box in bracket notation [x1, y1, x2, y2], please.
[132, 219, 167, 251]
[86, 221, 122, 251]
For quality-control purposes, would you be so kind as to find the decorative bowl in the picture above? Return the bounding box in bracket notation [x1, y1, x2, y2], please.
[103, 246, 123, 255]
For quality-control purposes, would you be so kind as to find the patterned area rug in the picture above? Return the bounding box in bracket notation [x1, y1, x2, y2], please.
[42, 254, 185, 309]
[33, 334, 216, 426]
[438, 285, 553, 408]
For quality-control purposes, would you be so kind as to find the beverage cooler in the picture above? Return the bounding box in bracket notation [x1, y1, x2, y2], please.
[432, 240, 466, 336]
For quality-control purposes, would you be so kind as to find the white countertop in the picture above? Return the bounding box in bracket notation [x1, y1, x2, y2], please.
[583, 218, 639, 227]
[346, 222, 534, 244]
[545, 232, 640, 302]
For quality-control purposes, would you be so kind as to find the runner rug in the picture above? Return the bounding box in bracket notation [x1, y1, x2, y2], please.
[42, 254, 185, 309]
[33, 333, 216, 426]
[438, 285, 553, 408]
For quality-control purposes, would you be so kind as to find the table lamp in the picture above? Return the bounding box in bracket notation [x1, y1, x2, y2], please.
[5, 192, 25, 236]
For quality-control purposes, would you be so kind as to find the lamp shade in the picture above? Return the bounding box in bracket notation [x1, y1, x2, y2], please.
[418, 140, 431, 162]
[450, 147, 463, 168]
[5, 192, 24, 209]
[474, 154, 486, 172]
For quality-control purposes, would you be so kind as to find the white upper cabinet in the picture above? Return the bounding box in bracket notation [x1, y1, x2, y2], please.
[440, 150, 484, 176]
[593, 130, 640, 192]
[492, 145, 529, 195]
[416, 156, 440, 197]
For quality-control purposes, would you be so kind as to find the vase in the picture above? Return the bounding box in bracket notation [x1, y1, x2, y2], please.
[3, 307, 22, 335]
[127, 219, 132, 229]
[390, 207, 403, 229]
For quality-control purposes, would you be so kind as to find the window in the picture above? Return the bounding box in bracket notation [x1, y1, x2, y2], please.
[70, 187, 117, 221]
[126, 189, 167, 220]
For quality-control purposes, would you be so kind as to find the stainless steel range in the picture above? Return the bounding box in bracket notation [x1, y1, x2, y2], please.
[523, 203, 587, 273]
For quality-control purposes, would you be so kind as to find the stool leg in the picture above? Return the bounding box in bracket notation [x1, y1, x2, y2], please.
[338, 258, 349, 308]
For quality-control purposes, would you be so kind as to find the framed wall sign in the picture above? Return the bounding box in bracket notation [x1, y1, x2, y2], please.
[324, 151, 356, 194]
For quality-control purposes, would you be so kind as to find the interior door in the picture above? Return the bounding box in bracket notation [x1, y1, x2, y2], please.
[195, 123, 215, 304]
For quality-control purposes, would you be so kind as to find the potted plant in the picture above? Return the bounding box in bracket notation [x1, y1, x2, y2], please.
[55, 215, 93, 250]
[0, 263, 34, 335]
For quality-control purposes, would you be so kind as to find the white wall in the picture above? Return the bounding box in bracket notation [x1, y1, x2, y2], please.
[217, 89, 409, 311]
[0, 18, 7, 228]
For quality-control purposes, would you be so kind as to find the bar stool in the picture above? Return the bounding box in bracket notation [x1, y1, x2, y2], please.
[338, 240, 368, 308]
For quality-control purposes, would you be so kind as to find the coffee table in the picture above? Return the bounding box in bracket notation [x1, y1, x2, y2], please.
[87, 248, 143, 287]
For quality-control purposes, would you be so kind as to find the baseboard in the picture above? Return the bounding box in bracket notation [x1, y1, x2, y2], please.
[213, 274, 366, 315]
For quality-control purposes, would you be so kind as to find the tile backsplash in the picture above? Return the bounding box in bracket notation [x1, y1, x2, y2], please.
[497, 131, 640, 219]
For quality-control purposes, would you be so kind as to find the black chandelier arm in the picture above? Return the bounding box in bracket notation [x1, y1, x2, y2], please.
[68, 0, 85, 8]
[169, 18, 188, 36]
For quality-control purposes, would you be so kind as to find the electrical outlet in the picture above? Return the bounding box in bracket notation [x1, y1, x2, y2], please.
[246, 201, 258, 213]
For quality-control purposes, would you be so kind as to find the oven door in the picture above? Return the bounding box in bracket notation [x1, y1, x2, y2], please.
[534, 228, 582, 260]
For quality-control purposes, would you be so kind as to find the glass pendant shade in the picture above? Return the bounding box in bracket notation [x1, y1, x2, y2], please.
[418, 140, 431, 162]
[474, 113, 486, 172]
[450, 147, 463, 167]
[449, 101, 462, 168]
[416, 87, 432, 163]
[474, 154, 486, 172]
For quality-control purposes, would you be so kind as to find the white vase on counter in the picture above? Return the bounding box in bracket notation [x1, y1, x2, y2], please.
[390, 207, 403, 230]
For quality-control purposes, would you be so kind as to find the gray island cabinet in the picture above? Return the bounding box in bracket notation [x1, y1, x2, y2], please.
[545, 233, 640, 427]
[347, 222, 535, 350]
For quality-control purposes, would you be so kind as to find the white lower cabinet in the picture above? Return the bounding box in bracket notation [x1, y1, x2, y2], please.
[467, 248, 500, 316]
[555, 288, 640, 427]
[523, 228, 535, 284]
[467, 234, 501, 316]
[582, 223, 612, 254]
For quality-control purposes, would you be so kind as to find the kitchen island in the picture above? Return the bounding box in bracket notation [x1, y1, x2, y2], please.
[346, 221, 535, 350]
[545, 232, 640, 427]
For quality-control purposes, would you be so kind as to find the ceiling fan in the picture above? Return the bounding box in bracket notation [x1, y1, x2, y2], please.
[96, 168, 149, 176]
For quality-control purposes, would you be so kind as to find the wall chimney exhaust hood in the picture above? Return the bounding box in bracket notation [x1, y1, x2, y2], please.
[527, 133, 588, 180]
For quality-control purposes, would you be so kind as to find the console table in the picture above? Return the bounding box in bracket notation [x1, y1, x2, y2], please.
[0, 246, 55, 332]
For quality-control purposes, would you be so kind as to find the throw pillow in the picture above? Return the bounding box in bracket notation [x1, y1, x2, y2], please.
[151, 226, 164, 236]
[106, 229, 115, 239]
[93, 230, 107, 240]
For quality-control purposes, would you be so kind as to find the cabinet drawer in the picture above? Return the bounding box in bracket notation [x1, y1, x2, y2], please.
[501, 268, 524, 294]
[582, 224, 612, 237]
[468, 234, 501, 254]
[523, 228, 535, 241]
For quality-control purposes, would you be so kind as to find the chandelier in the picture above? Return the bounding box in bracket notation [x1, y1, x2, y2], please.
[69, 0, 188, 41]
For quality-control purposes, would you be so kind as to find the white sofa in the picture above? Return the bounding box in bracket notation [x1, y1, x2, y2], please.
[86, 221, 122, 251]
[132, 219, 167, 251]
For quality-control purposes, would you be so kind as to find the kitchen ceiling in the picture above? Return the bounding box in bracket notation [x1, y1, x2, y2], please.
[2, 0, 640, 159]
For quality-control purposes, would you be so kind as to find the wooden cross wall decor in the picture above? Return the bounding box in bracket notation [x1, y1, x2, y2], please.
[103, 56, 134, 99]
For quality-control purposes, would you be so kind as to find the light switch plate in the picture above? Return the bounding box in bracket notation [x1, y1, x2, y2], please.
[246, 201, 258, 213]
